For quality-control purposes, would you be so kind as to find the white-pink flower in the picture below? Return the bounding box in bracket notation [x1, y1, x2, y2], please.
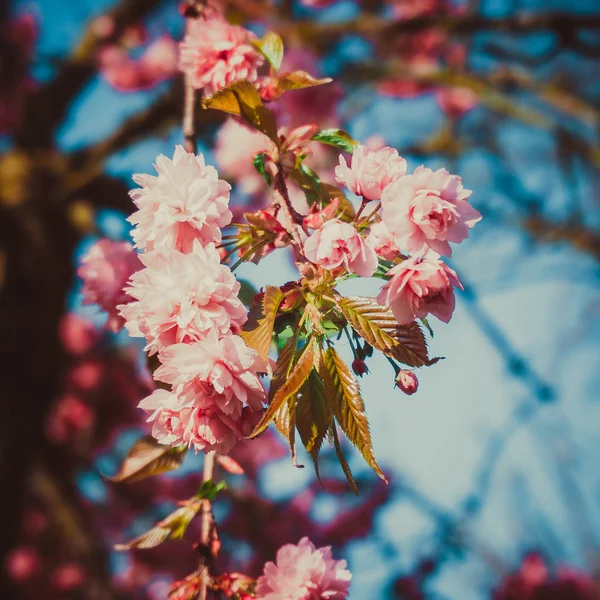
[128, 145, 232, 253]
[335, 145, 407, 201]
[377, 254, 463, 325]
[381, 166, 481, 256]
[303, 218, 378, 277]
[366, 221, 401, 261]
[118, 243, 247, 354]
[154, 332, 267, 414]
[138, 386, 240, 454]
[255, 537, 351, 600]
[78, 239, 142, 332]
[179, 17, 264, 95]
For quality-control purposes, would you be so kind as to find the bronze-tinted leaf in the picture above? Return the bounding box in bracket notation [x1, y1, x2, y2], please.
[250, 339, 315, 438]
[274, 396, 300, 466]
[241, 285, 284, 362]
[321, 346, 386, 482]
[278, 70, 332, 92]
[115, 499, 203, 550]
[202, 80, 278, 143]
[338, 296, 432, 367]
[251, 32, 284, 71]
[331, 425, 358, 495]
[296, 369, 331, 476]
[269, 331, 298, 400]
[108, 436, 187, 483]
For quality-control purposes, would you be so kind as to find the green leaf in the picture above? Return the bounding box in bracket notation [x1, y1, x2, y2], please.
[252, 152, 271, 184]
[237, 278, 258, 306]
[278, 70, 332, 92]
[312, 128, 358, 153]
[196, 479, 227, 501]
[202, 80, 279, 144]
[321, 346, 386, 482]
[296, 369, 331, 477]
[250, 339, 315, 438]
[252, 32, 284, 71]
[107, 436, 186, 483]
[331, 425, 358, 495]
[241, 286, 284, 361]
[115, 499, 203, 550]
[338, 296, 432, 367]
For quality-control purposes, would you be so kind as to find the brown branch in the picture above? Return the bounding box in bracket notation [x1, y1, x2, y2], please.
[198, 451, 216, 600]
[272, 170, 304, 248]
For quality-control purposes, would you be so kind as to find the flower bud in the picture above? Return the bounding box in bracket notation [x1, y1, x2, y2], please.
[352, 359, 369, 377]
[396, 370, 418, 395]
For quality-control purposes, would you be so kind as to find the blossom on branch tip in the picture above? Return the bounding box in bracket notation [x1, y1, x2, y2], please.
[377, 254, 462, 325]
[381, 166, 481, 257]
[78, 239, 142, 332]
[128, 145, 232, 253]
[179, 17, 264, 95]
[255, 537, 351, 599]
[119, 243, 247, 355]
[303, 218, 378, 277]
[335, 145, 407, 201]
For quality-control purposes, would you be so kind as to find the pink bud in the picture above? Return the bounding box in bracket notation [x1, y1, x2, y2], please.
[59, 313, 100, 355]
[5, 546, 40, 581]
[51, 563, 86, 591]
[216, 455, 244, 475]
[352, 359, 369, 377]
[396, 370, 418, 395]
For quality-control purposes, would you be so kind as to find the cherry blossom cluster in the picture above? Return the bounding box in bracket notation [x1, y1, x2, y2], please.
[120, 146, 267, 454]
[303, 143, 481, 326]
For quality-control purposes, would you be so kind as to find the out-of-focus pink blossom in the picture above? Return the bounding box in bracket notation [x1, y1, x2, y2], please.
[396, 370, 419, 395]
[304, 219, 378, 277]
[215, 119, 274, 194]
[78, 239, 141, 332]
[46, 394, 94, 443]
[129, 145, 232, 253]
[436, 87, 478, 119]
[381, 166, 481, 256]
[299, 0, 337, 7]
[67, 360, 104, 391]
[5, 546, 40, 581]
[377, 255, 462, 325]
[335, 145, 407, 201]
[98, 35, 178, 92]
[59, 313, 101, 355]
[154, 332, 267, 413]
[51, 563, 87, 590]
[119, 243, 247, 355]
[366, 221, 401, 261]
[179, 17, 264, 95]
[255, 537, 351, 599]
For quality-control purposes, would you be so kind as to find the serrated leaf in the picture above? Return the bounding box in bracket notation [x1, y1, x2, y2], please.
[252, 32, 284, 71]
[321, 346, 386, 482]
[312, 128, 358, 153]
[241, 286, 284, 361]
[338, 296, 432, 367]
[250, 339, 315, 438]
[297, 369, 331, 477]
[202, 80, 278, 143]
[331, 425, 358, 495]
[108, 436, 187, 483]
[115, 499, 203, 550]
[269, 332, 299, 401]
[274, 396, 300, 466]
[253, 152, 271, 184]
[278, 70, 332, 92]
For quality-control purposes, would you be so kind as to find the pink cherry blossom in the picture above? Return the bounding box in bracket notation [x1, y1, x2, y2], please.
[381, 166, 481, 256]
[436, 86, 478, 120]
[154, 332, 266, 413]
[215, 118, 274, 194]
[98, 35, 178, 92]
[377, 254, 462, 325]
[366, 221, 401, 261]
[255, 537, 351, 599]
[128, 145, 232, 253]
[119, 243, 246, 355]
[335, 145, 407, 201]
[303, 218, 378, 277]
[78, 239, 142, 332]
[179, 17, 264, 95]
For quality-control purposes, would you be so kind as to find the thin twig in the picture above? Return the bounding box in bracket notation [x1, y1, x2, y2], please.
[272, 170, 304, 248]
[197, 451, 216, 600]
